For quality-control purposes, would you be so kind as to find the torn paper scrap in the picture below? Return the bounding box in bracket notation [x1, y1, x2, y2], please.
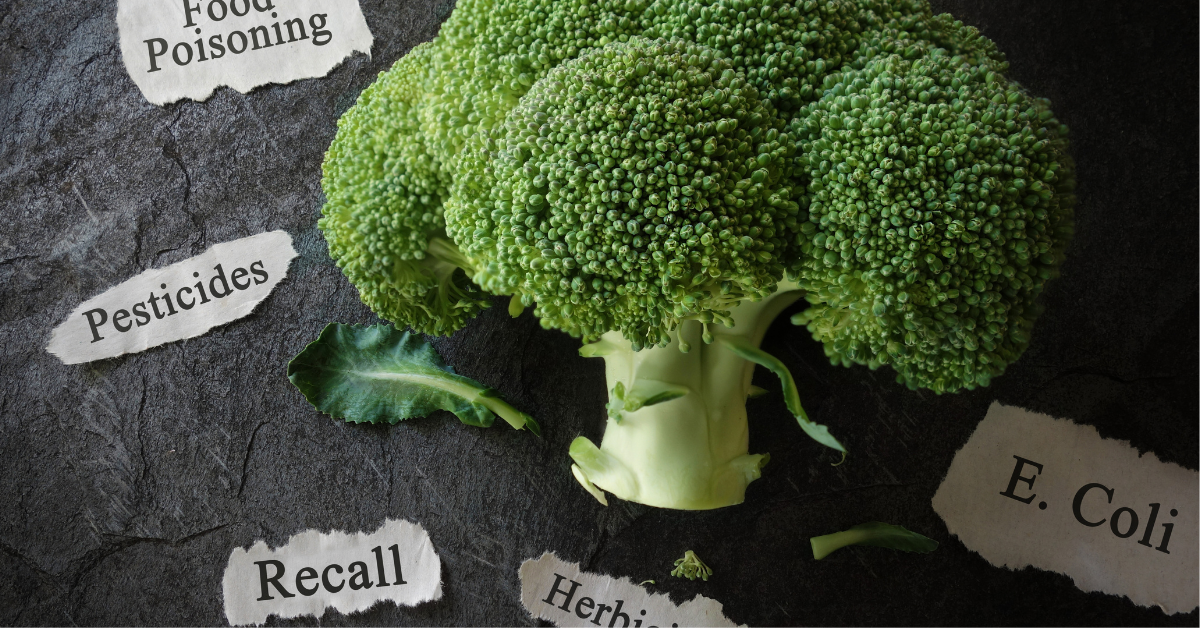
[223, 519, 442, 625]
[47, 230, 296, 364]
[520, 552, 742, 627]
[932, 402, 1197, 614]
[116, 0, 373, 105]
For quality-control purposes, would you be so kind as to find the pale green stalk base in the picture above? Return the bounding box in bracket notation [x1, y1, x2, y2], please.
[570, 282, 801, 510]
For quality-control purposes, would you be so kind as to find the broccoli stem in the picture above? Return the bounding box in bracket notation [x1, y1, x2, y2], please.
[476, 390, 541, 435]
[809, 528, 872, 560]
[570, 282, 804, 510]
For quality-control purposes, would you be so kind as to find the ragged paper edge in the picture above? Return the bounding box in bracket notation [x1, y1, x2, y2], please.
[135, 50, 373, 106]
[519, 551, 743, 627]
[932, 401, 1198, 615]
[223, 519, 443, 626]
[115, 0, 374, 106]
[47, 230, 297, 364]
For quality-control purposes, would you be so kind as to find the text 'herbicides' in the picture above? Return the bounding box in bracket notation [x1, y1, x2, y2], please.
[519, 553, 741, 627]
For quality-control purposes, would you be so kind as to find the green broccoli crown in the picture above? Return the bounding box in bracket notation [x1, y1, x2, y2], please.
[319, 0, 1076, 393]
[449, 38, 803, 347]
[789, 52, 1075, 392]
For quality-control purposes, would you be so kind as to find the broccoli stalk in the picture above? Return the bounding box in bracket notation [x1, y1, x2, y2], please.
[570, 280, 843, 509]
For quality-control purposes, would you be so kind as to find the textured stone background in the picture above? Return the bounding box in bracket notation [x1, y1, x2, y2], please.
[0, 0, 1195, 625]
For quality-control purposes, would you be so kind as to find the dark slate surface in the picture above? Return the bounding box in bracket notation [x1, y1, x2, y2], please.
[0, 0, 1195, 625]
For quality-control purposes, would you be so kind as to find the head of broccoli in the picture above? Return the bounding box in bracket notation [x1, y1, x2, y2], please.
[318, 0, 1075, 510]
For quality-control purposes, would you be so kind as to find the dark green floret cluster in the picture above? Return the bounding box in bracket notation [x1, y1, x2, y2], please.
[319, 0, 1075, 393]
[450, 39, 800, 347]
[789, 52, 1074, 391]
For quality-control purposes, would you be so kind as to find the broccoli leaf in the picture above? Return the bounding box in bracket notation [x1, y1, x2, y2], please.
[810, 522, 939, 560]
[287, 323, 538, 434]
[716, 336, 846, 453]
[606, 379, 691, 421]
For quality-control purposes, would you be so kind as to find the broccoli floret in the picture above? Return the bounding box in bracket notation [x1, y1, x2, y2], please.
[788, 52, 1074, 392]
[450, 38, 801, 347]
[671, 550, 713, 581]
[319, 45, 490, 335]
[317, 0, 1076, 510]
[321, 0, 669, 334]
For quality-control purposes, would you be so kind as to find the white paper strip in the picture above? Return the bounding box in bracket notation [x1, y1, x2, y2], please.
[116, 0, 373, 105]
[223, 519, 443, 625]
[47, 230, 297, 364]
[520, 552, 742, 627]
[933, 402, 1198, 614]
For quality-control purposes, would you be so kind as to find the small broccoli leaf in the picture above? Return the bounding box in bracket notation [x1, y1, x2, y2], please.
[716, 336, 846, 453]
[287, 323, 537, 433]
[520, 411, 542, 437]
[638, 389, 689, 408]
[606, 381, 627, 421]
[605, 379, 690, 421]
[579, 338, 621, 358]
[810, 522, 939, 560]
[623, 379, 690, 412]
[796, 417, 846, 454]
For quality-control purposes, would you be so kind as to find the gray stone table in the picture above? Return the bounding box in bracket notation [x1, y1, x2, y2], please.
[1, 0, 1196, 624]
